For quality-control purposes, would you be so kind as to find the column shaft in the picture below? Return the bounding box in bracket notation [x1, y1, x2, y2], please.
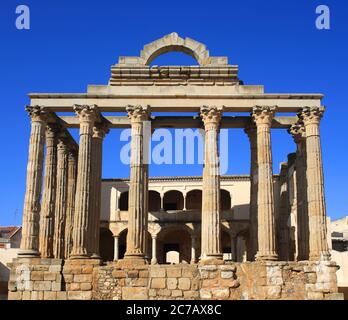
[252, 106, 278, 261]
[191, 236, 196, 264]
[20, 106, 47, 257]
[89, 122, 109, 258]
[64, 149, 78, 258]
[70, 105, 98, 259]
[124, 105, 150, 260]
[289, 123, 309, 260]
[39, 123, 58, 258]
[299, 107, 330, 261]
[53, 136, 69, 259]
[200, 106, 223, 261]
[151, 236, 157, 265]
[245, 124, 258, 261]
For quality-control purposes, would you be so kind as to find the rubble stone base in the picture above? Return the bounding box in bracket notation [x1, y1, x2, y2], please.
[8, 258, 344, 300]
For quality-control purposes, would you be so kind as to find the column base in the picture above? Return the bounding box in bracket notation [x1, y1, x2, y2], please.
[17, 249, 40, 258]
[199, 254, 224, 265]
[309, 251, 331, 262]
[255, 252, 278, 262]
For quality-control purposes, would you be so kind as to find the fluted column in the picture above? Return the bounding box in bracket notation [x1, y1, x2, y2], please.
[53, 135, 69, 259]
[90, 122, 109, 258]
[39, 123, 58, 258]
[200, 105, 223, 262]
[151, 235, 157, 265]
[252, 105, 278, 261]
[245, 123, 258, 261]
[70, 105, 98, 259]
[124, 105, 150, 260]
[278, 162, 291, 261]
[64, 147, 78, 258]
[299, 106, 330, 261]
[19, 106, 47, 257]
[143, 163, 149, 260]
[289, 122, 309, 260]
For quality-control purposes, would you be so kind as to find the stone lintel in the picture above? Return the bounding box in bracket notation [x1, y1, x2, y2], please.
[58, 115, 298, 129]
[29, 94, 323, 113]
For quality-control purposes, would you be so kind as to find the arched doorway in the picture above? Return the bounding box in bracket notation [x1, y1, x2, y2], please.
[156, 226, 192, 264]
[99, 228, 114, 262]
[163, 191, 184, 211]
[119, 191, 128, 210]
[221, 189, 231, 210]
[186, 189, 202, 210]
[148, 191, 161, 211]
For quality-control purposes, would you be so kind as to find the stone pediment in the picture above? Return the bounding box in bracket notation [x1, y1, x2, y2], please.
[109, 32, 239, 86]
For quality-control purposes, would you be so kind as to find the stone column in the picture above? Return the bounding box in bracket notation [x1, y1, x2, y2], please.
[113, 235, 119, 261]
[278, 162, 291, 261]
[151, 235, 157, 265]
[299, 106, 330, 261]
[53, 135, 69, 259]
[245, 123, 258, 261]
[89, 122, 109, 258]
[64, 147, 78, 258]
[183, 193, 187, 211]
[252, 105, 278, 261]
[200, 105, 223, 262]
[39, 123, 59, 258]
[19, 106, 47, 257]
[289, 122, 309, 260]
[124, 105, 150, 261]
[70, 105, 98, 259]
[190, 235, 196, 264]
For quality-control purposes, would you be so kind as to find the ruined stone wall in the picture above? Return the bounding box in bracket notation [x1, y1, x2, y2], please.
[7, 259, 344, 300]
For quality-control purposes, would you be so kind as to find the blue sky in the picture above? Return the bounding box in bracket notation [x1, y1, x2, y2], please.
[0, 0, 347, 225]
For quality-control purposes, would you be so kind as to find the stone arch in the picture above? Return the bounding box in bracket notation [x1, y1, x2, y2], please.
[186, 189, 202, 210]
[156, 225, 193, 264]
[119, 191, 128, 210]
[116, 32, 228, 67]
[221, 189, 231, 210]
[148, 190, 161, 211]
[163, 190, 184, 211]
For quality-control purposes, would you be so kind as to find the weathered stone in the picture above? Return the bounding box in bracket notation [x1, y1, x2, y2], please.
[122, 287, 148, 300]
[166, 268, 181, 278]
[151, 278, 166, 289]
[150, 267, 166, 278]
[68, 291, 92, 300]
[178, 278, 191, 290]
[167, 278, 178, 290]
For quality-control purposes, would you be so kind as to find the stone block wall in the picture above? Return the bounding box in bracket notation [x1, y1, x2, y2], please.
[7, 258, 344, 300]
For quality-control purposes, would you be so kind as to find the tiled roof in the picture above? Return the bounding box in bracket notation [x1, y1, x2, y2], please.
[0, 226, 21, 239]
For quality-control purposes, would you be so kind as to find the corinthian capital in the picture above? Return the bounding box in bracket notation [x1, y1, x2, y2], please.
[200, 105, 223, 127]
[288, 122, 305, 144]
[93, 120, 110, 139]
[298, 106, 325, 126]
[25, 105, 49, 122]
[126, 105, 150, 123]
[73, 104, 99, 123]
[251, 105, 278, 126]
[45, 123, 61, 139]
